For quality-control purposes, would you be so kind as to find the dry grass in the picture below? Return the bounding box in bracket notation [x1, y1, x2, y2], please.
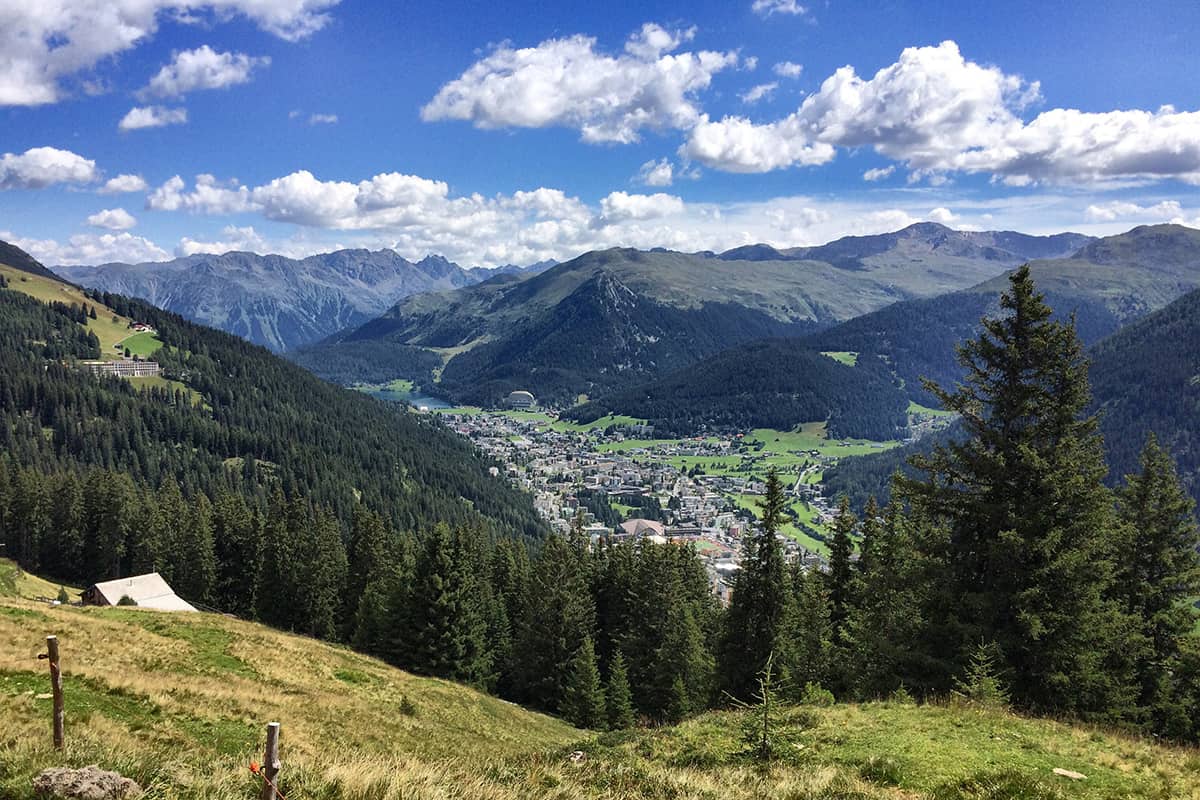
[2, 590, 1198, 800]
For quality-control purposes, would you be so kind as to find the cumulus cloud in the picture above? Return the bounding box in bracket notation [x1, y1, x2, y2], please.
[177, 225, 268, 255]
[740, 82, 778, 104]
[99, 174, 149, 193]
[1082, 199, 1194, 223]
[147, 174, 254, 214]
[752, 0, 808, 17]
[681, 40, 1200, 186]
[773, 61, 803, 79]
[927, 207, 957, 224]
[598, 191, 684, 223]
[3, 230, 168, 265]
[862, 166, 895, 181]
[141, 45, 269, 99]
[0, 0, 338, 106]
[636, 158, 675, 186]
[0, 146, 98, 189]
[119, 105, 187, 131]
[86, 208, 137, 230]
[421, 23, 738, 143]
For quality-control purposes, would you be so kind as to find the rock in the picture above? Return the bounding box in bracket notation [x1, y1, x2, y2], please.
[32, 766, 142, 800]
[567, 750, 587, 764]
[1052, 767, 1087, 780]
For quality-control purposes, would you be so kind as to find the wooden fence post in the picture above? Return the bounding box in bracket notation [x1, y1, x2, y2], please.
[261, 722, 281, 800]
[46, 635, 64, 749]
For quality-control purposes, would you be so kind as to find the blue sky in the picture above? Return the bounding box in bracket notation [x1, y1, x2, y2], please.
[2, 0, 1200, 265]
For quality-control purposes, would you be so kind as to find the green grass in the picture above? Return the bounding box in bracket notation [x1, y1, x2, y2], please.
[0, 263, 164, 362]
[908, 400, 956, 418]
[114, 330, 162, 358]
[822, 350, 859, 366]
[127, 375, 203, 406]
[2, 582, 1198, 799]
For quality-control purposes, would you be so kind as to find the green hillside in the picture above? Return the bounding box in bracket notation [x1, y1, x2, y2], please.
[2, 582, 1197, 800]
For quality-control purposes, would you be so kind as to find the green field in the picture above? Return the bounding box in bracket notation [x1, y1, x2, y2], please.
[115, 330, 163, 358]
[729, 494, 829, 553]
[907, 400, 956, 418]
[821, 350, 859, 366]
[0, 264, 164, 362]
[4, 564, 1199, 799]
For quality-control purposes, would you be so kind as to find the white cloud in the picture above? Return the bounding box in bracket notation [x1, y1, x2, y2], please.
[3, 230, 168, 265]
[599, 191, 684, 223]
[1082, 199, 1194, 224]
[636, 158, 675, 187]
[773, 61, 803, 79]
[141, 46, 269, 99]
[0, 146, 97, 189]
[740, 82, 778, 104]
[680, 40, 1200, 186]
[752, 0, 808, 17]
[99, 174, 148, 193]
[86, 208, 137, 230]
[177, 225, 267, 256]
[0, 0, 338, 106]
[682, 114, 836, 173]
[119, 105, 188, 131]
[421, 24, 738, 144]
[308, 113, 338, 124]
[863, 166, 895, 181]
[743, 56, 759, 72]
[927, 207, 957, 224]
[147, 174, 254, 214]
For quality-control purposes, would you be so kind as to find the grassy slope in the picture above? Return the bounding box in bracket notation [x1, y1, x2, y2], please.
[1, 583, 1197, 799]
[0, 263, 163, 361]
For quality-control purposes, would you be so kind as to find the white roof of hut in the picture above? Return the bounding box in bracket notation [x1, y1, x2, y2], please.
[89, 573, 197, 612]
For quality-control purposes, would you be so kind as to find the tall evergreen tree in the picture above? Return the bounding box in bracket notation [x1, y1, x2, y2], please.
[719, 468, 789, 702]
[1115, 434, 1200, 727]
[606, 650, 636, 729]
[826, 496, 857, 646]
[561, 636, 607, 729]
[779, 562, 832, 697]
[898, 265, 1131, 716]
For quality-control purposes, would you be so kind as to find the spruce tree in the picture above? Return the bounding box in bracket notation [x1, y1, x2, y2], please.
[826, 496, 857, 645]
[175, 492, 217, 606]
[1115, 434, 1200, 727]
[606, 650, 636, 729]
[898, 265, 1130, 715]
[719, 468, 789, 701]
[561, 636, 607, 729]
[779, 562, 832, 697]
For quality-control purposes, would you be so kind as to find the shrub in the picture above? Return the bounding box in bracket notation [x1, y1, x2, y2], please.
[799, 682, 835, 707]
[399, 695, 418, 717]
[56, 586, 70, 604]
[952, 642, 1010, 709]
[117, 595, 138, 606]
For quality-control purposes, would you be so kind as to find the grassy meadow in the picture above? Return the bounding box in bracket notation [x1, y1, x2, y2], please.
[2, 564, 1199, 800]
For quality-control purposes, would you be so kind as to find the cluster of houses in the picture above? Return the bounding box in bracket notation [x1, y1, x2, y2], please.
[81, 358, 161, 377]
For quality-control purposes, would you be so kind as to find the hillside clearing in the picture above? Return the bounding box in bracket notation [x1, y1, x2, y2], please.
[1, 590, 1198, 799]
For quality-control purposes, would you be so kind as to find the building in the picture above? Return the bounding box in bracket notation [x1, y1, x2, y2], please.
[81, 359, 161, 378]
[505, 390, 536, 410]
[82, 572, 197, 612]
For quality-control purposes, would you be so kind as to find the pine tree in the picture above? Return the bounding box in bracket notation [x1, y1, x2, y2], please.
[719, 468, 789, 701]
[174, 492, 217, 606]
[779, 562, 832, 697]
[606, 650, 636, 729]
[1115, 434, 1200, 727]
[826, 496, 857, 645]
[898, 265, 1131, 715]
[561, 636, 606, 729]
[512, 532, 595, 712]
[211, 491, 262, 617]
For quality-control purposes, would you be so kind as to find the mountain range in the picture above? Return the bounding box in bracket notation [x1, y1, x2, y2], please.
[54, 250, 555, 353]
[301, 222, 1096, 405]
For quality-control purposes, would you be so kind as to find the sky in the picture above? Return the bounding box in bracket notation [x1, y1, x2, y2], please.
[3, 0, 1200, 267]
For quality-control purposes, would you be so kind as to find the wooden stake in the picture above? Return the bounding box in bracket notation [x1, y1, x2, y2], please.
[46, 635, 64, 749]
[261, 722, 281, 800]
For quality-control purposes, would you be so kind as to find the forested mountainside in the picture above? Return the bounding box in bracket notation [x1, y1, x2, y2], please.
[0, 242, 545, 541]
[582, 224, 1200, 438]
[55, 249, 480, 352]
[826, 284, 1200, 514]
[567, 342, 909, 440]
[302, 223, 1088, 404]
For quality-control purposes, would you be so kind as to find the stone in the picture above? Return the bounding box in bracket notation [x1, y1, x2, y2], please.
[1052, 767, 1087, 780]
[32, 766, 142, 800]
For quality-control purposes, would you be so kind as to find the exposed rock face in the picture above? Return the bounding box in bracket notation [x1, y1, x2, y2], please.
[32, 766, 142, 800]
